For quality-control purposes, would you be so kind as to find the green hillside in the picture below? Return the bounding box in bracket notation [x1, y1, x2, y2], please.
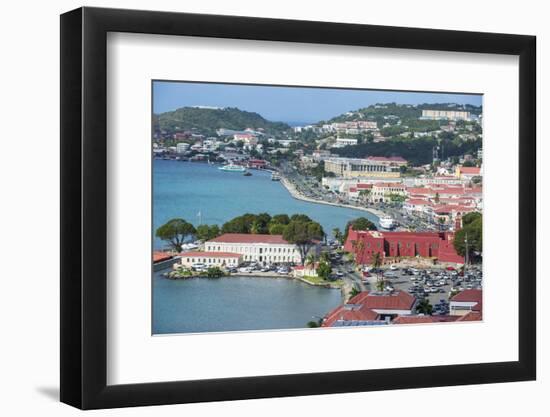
[155, 107, 290, 136]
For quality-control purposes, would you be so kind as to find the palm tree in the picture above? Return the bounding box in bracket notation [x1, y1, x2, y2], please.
[305, 253, 316, 268]
[416, 299, 433, 315]
[319, 251, 330, 263]
[371, 252, 384, 291]
[356, 239, 366, 265]
[332, 227, 342, 244]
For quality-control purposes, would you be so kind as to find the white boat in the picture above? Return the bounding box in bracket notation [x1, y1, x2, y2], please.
[219, 163, 246, 172]
[379, 215, 396, 230]
[271, 172, 281, 181]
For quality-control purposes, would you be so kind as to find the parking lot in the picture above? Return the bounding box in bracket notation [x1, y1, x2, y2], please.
[361, 265, 483, 315]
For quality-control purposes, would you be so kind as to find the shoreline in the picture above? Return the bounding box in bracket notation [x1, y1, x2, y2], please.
[279, 176, 386, 220]
[163, 269, 343, 290]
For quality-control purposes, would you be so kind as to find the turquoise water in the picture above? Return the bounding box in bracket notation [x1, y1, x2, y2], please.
[153, 159, 377, 249]
[153, 272, 342, 334]
[152, 159, 376, 334]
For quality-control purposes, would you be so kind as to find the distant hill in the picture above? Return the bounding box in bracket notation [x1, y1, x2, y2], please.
[155, 107, 290, 136]
[328, 102, 483, 124]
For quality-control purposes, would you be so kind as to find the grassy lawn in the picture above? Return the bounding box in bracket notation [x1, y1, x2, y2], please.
[301, 275, 344, 288]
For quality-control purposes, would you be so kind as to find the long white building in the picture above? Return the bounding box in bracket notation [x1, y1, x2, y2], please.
[205, 233, 304, 264]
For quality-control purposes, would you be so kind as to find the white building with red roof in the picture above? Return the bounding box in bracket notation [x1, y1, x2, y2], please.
[205, 233, 305, 264]
[449, 289, 483, 317]
[455, 165, 482, 180]
[179, 251, 243, 268]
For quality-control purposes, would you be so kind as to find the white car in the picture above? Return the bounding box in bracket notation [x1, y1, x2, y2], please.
[238, 267, 253, 273]
[389, 264, 398, 271]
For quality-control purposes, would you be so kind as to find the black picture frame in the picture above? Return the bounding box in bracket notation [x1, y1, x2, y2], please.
[60, 6, 536, 410]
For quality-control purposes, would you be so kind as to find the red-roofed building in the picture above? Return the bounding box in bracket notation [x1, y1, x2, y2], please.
[180, 251, 243, 268]
[344, 228, 464, 264]
[248, 159, 268, 169]
[450, 289, 482, 316]
[322, 302, 384, 327]
[205, 233, 312, 264]
[153, 251, 173, 263]
[322, 290, 416, 327]
[456, 165, 482, 180]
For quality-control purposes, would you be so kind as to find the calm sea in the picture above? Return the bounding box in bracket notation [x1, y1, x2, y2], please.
[152, 159, 377, 334]
[153, 159, 378, 249]
[153, 272, 342, 334]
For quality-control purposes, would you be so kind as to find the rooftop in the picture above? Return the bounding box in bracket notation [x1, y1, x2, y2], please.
[207, 233, 290, 245]
[180, 251, 242, 258]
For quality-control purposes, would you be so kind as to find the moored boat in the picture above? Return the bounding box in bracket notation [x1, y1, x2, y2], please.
[379, 215, 396, 230]
[219, 163, 246, 172]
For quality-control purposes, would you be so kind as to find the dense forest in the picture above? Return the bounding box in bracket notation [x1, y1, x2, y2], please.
[155, 107, 290, 136]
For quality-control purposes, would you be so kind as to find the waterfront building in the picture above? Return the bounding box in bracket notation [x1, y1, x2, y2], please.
[179, 251, 242, 268]
[421, 109, 471, 120]
[322, 290, 416, 326]
[176, 142, 190, 153]
[344, 228, 464, 264]
[323, 156, 406, 179]
[369, 182, 407, 203]
[449, 289, 482, 317]
[247, 159, 268, 169]
[205, 233, 306, 264]
[292, 263, 319, 278]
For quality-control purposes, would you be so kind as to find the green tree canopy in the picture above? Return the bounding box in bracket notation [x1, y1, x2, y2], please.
[316, 261, 332, 280]
[343, 217, 378, 243]
[195, 224, 220, 241]
[453, 212, 482, 259]
[155, 218, 196, 252]
[283, 218, 324, 265]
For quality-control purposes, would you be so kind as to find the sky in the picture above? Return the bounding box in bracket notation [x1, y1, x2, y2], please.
[153, 81, 483, 125]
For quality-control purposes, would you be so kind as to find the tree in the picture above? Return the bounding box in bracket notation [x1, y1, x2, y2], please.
[416, 299, 433, 315]
[305, 253, 317, 268]
[319, 251, 331, 263]
[453, 212, 482, 260]
[206, 266, 224, 278]
[316, 261, 332, 280]
[307, 321, 320, 328]
[332, 227, 343, 244]
[434, 192, 440, 204]
[349, 287, 361, 298]
[343, 217, 377, 243]
[371, 252, 385, 291]
[195, 224, 220, 241]
[283, 218, 324, 265]
[268, 222, 287, 235]
[155, 218, 196, 252]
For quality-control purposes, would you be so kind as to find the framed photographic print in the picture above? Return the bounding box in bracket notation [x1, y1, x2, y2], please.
[60, 6, 536, 409]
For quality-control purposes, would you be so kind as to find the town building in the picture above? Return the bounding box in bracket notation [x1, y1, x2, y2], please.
[179, 251, 243, 268]
[332, 137, 358, 148]
[421, 109, 471, 120]
[344, 229, 464, 264]
[204, 233, 305, 264]
[176, 142, 190, 153]
[323, 156, 406, 179]
[449, 289, 482, 316]
[369, 182, 407, 203]
[455, 165, 482, 180]
[322, 290, 417, 326]
[292, 263, 319, 278]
